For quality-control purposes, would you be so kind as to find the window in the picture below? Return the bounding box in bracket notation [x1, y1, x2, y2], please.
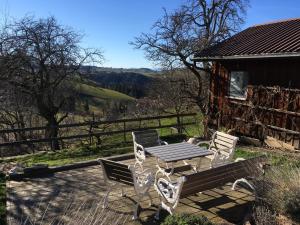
[229, 71, 248, 99]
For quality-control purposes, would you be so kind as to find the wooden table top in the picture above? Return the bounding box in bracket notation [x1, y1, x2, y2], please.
[145, 142, 213, 163]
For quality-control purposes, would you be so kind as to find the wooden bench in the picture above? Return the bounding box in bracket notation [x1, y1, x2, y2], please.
[154, 155, 267, 219]
[98, 158, 154, 220]
[132, 129, 168, 165]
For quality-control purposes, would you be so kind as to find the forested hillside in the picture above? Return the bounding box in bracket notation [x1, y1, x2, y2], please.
[82, 66, 159, 98]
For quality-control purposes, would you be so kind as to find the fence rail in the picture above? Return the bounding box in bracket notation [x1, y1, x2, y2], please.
[0, 113, 197, 134]
[0, 113, 197, 148]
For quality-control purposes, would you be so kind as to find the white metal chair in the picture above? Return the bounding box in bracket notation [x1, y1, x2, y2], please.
[197, 131, 239, 168]
[132, 129, 168, 166]
[99, 158, 154, 220]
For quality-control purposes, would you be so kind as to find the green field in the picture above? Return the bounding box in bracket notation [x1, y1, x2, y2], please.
[72, 80, 135, 113]
[77, 83, 134, 101]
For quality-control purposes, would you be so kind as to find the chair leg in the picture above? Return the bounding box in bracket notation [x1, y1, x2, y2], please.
[194, 157, 204, 171]
[120, 186, 125, 197]
[154, 202, 162, 220]
[232, 178, 254, 191]
[103, 189, 111, 209]
[132, 202, 139, 220]
[147, 193, 153, 206]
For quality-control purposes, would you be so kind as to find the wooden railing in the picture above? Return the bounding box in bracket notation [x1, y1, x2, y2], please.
[0, 113, 197, 148]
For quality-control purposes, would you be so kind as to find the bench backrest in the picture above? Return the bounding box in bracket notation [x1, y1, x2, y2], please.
[180, 155, 266, 198]
[209, 131, 239, 156]
[99, 158, 134, 186]
[132, 129, 160, 148]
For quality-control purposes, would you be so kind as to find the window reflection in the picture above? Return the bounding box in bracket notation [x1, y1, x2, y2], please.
[229, 71, 248, 98]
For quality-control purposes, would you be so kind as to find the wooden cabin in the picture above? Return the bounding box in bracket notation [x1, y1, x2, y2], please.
[193, 19, 300, 149]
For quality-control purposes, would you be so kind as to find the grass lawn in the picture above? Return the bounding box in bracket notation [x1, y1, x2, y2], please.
[0, 134, 187, 167]
[235, 147, 300, 167]
[0, 173, 6, 225]
[1, 144, 132, 167]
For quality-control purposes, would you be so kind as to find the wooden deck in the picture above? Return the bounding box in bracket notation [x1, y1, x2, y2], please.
[6, 156, 254, 224]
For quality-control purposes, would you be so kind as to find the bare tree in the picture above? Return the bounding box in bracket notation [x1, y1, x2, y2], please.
[0, 16, 104, 150]
[149, 72, 197, 132]
[131, 0, 249, 133]
[149, 72, 195, 115]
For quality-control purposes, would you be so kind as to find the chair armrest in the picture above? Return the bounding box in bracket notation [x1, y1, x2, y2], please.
[130, 165, 154, 187]
[196, 140, 210, 146]
[137, 170, 154, 186]
[135, 143, 145, 150]
[160, 140, 168, 145]
[155, 176, 185, 205]
[134, 166, 152, 176]
[235, 158, 245, 162]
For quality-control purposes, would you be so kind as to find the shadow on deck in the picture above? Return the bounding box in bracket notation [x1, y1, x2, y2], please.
[6, 155, 254, 225]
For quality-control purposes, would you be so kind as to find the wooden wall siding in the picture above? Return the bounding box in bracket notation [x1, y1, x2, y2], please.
[209, 62, 230, 123]
[209, 60, 300, 149]
[222, 88, 299, 148]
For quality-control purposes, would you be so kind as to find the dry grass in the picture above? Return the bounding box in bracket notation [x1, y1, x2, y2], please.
[256, 165, 300, 223]
[253, 206, 278, 225]
[8, 196, 130, 225]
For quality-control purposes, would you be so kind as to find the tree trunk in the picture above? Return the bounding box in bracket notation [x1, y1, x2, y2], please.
[202, 114, 209, 138]
[176, 114, 183, 134]
[45, 116, 60, 150]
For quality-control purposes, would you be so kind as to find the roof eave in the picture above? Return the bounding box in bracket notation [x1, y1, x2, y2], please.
[192, 52, 300, 61]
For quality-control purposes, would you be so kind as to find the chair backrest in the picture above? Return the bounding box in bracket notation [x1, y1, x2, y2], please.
[132, 129, 160, 148]
[209, 131, 239, 155]
[180, 155, 266, 198]
[99, 159, 134, 186]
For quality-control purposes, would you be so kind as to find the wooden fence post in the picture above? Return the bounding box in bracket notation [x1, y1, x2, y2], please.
[123, 121, 126, 143]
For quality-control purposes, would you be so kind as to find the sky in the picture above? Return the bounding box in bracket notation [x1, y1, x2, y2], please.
[0, 0, 299, 68]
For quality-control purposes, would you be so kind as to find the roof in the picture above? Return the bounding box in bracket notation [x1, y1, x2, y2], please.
[193, 18, 300, 61]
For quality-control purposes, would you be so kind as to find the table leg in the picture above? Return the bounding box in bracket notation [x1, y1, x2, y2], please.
[183, 158, 203, 172]
[169, 162, 174, 174]
[156, 157, 175, 176]
[195, 157, 205, 171]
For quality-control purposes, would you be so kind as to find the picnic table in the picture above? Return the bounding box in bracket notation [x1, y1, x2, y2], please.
[145, 142, 213, 175]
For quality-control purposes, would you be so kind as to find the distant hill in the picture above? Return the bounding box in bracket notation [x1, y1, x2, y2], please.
[81, 66, 160, 98]
[82, 66, 160, 75]
[73, 79, 135, 113]
[76, 83, 134, 101]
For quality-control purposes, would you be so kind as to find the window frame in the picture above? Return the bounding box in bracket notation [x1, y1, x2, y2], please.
[227, 71, 249, 100]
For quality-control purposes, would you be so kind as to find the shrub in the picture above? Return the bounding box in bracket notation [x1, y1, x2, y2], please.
[161, 213, 215, 225]
[257, 165, 300, 222]
[253, 206, 278, 225]
[283, 188, 300, 222]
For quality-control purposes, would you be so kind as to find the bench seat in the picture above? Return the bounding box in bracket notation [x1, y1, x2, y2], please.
[154, 155, 267, 218]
